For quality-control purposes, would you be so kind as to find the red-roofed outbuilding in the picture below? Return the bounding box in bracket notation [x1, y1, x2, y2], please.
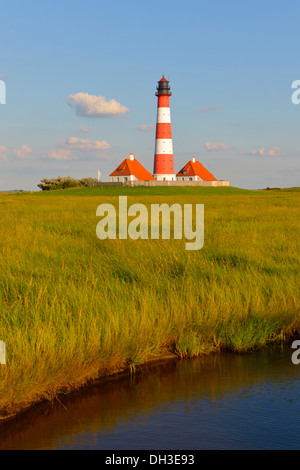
[110, 154, 155, 182]
[176, 157, 218, 181]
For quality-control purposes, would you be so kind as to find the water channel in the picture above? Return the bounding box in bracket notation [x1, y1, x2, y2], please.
[0, 346, 299, 450]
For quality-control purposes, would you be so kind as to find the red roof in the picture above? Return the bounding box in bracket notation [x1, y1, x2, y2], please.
[159, 75, 168, 82]
[110, 157, 155, 181]
[176, 158, 218, 181]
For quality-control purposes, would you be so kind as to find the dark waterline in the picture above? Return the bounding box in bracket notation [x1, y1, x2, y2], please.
[0, 347, 299, 450]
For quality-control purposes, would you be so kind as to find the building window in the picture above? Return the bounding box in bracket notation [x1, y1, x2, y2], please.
[124, 177, 127, 182]
[183, 170, 187, 175]
[189, 178, 193, 181]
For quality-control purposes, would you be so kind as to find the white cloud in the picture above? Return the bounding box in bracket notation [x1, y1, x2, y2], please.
[136, 125, 155, 131]
[198, 105, 223, 113]
[205, 142, 230, 151]
[0, 145, 32, 160]
[267, 147, 282, 156]
[43, 149, 76, 161]
[13, 145, 32, 159]
[43, 137, 110, 161]
[58, 137, 110, 151]
[77, 126, 93, 133]
[68, 92, 130, 118]
[246, 147, 283, 157]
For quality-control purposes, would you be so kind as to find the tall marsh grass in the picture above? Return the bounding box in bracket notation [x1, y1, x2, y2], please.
[0, 187, 299, 418]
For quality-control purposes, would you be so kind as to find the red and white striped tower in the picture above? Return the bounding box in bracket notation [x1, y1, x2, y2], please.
[153, 76, 176, 181]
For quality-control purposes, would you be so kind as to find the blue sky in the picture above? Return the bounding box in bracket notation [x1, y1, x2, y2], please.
[0, 0, 299, 190]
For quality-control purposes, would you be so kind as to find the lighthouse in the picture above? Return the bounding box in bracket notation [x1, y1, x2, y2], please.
[153, 76, 176, 181]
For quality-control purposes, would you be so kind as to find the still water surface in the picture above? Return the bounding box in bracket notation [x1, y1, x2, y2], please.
[0, 347, 299, 450]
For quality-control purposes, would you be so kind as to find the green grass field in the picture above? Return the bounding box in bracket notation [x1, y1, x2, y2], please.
[0, 186, 299, 419]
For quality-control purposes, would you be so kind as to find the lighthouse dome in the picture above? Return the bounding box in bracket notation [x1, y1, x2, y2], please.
[156, 76, 172, 96]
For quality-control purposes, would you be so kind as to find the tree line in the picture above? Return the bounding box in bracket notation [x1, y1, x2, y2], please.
[38, 176, 99, 191]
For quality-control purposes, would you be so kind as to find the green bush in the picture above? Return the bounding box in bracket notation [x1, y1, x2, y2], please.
[38, 176, 98, 191]
[79, 177, 99, 187]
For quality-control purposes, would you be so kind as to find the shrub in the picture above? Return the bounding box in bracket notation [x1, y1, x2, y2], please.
[79, 177, 99, 187]
[38, 176, 98, 191]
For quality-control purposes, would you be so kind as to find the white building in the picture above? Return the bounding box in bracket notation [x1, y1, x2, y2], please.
[176, 157, 218, 182]
[110, 153, 155, 183]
